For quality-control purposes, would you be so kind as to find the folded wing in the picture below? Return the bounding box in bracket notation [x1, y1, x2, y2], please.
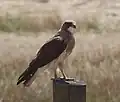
[30, 36, 67, 68]
[17, 36, 67, 86]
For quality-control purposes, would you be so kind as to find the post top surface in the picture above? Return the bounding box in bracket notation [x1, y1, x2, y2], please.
[51, 78, 86, 86]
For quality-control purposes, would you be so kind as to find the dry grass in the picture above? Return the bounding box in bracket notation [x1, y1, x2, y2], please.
[1, 33, 120, 102]
[1, 0, 120, 102]
[0, 0, 120, 34]
[0, 10, 61, 33]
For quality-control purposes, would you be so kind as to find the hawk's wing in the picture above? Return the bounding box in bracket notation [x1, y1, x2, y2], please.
[29, 36, 67, 68]
[17, 36, 67, 86]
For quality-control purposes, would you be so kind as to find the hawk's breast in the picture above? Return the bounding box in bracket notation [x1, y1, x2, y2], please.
[56, 35, 75, 64]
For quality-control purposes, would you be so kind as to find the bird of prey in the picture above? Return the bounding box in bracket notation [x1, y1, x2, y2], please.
[17, 20, 76, 87]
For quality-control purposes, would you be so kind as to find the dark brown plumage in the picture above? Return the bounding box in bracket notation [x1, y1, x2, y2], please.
[17, 20, 76, 87]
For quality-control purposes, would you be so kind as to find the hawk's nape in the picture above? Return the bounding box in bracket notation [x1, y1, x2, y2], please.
[17, 37, 67, 87]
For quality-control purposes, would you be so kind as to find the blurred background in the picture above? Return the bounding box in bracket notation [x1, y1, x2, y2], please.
[0, 0, 120, 102]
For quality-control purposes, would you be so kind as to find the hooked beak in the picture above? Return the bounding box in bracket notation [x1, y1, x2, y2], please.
[72, 24, 76, 28]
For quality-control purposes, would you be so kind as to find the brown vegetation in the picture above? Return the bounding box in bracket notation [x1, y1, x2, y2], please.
[0, 0, 120, 102]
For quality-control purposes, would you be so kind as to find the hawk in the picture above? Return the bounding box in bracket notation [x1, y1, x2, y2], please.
[17, 20, 76, 87]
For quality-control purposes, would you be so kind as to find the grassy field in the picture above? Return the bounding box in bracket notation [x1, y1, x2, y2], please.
[0, 0, 120, 102]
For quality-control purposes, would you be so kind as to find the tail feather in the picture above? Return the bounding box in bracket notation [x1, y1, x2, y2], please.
[17, 67, 38, 87]
[18, 68, 29, 80]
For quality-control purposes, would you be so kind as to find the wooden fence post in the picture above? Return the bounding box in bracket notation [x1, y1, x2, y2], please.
[52, 78, 86, 102]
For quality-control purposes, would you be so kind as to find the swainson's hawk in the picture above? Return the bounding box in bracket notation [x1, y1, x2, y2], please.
[17, 20, 76, 87]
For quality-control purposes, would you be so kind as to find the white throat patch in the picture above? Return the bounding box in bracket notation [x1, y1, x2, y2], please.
[68, 26, 76, 34]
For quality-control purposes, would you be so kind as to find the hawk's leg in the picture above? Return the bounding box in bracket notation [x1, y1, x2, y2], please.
[59, 68, 67, 79]
[58, 63, 67, 79]
[54, 68, 58, 79]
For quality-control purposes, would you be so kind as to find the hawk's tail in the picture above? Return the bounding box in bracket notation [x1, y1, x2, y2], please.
[17, 66, 38, 87]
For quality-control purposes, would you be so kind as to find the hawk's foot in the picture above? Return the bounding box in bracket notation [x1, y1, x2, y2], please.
[54, 77, 74, 81]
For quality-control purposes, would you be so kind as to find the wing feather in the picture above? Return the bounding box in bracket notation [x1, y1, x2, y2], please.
[29, 36, 67, 68]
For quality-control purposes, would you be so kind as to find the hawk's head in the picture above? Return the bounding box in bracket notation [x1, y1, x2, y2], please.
[61, 20, 76, 33]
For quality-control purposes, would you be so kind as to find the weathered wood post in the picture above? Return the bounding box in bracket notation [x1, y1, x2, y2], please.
[52, 78, 86, 102]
